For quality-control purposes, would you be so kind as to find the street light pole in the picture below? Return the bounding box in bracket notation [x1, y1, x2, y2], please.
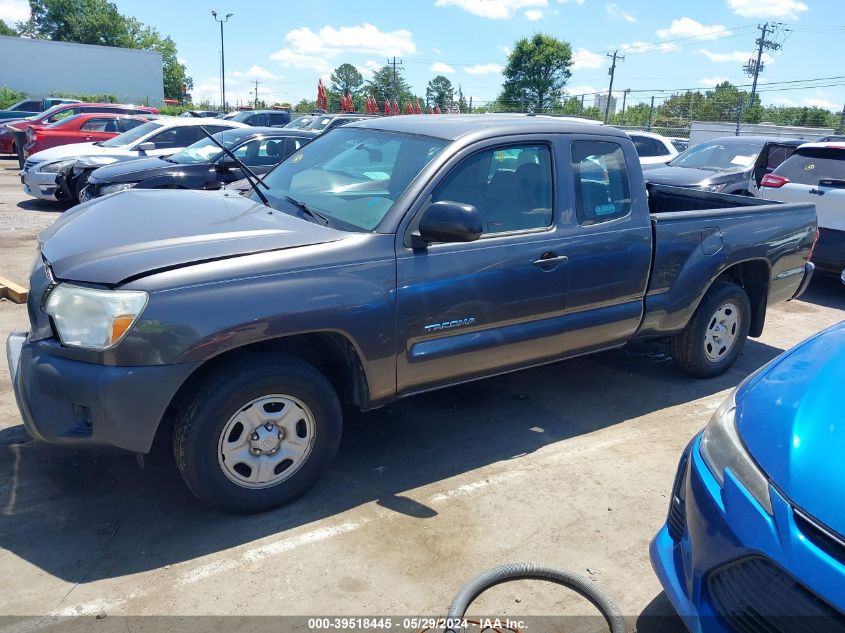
[212, 11, 233, 110]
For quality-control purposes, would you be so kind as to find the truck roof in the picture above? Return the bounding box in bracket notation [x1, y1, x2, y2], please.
[346, 114, 629, 141]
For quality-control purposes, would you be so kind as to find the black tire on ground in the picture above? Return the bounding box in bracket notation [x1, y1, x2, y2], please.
[671, 281, 751, 378]
[173, 353, 343, 513]
[73, 171, 92, 204]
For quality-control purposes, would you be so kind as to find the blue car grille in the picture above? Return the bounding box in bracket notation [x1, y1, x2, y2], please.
[708, 556, 845, 633]
[667, 452, 689, 541]
[793, 508, 845, 568]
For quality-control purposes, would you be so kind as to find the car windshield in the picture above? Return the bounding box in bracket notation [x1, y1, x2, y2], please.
[168, 130, 247, 164]
[45, 114, 85, 129]
[668, 139, 764, 171]
[98, 121, 162, 148]
[285, 116, 314, 129]
[257, 128, 449, 231]
[304, 116, 334, 131]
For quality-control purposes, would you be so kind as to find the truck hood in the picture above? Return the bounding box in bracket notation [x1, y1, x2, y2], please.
[39, 189, 346, 285]
[735, 323, 845, 535]
[644, 165, 747, 187]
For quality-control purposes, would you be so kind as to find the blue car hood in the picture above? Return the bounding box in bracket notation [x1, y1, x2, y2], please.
[736, 323, 845, 534]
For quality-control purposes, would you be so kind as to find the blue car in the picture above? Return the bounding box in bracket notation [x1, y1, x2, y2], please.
[651, 322, 845, 632]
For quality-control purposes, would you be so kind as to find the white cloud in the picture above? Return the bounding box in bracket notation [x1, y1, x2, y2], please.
[564, 84, 598, 97]
[605, 3, 636, 22]
[177, 57, 188, 66]
[768, 96, 797, 106]
[727, 0, 808, 19]
[500, 45, 512, 55]
[431, 62, 456, 74]
[0, 0, 29, 23]
[700, 76, 730, 87]
[282, 23, 416, 56]
[432, 47, 441, 54]
[620, 41, 678, 54]
[698, 48, 773, 63]
[525, 9, 544, 19]
[355, 60, 382, 77]
[464, 63, 504, 75]
[269, 48, 332, 74]
[434, 0, 547, 20]
[657, 18, 731, 41]
[802, 97, 838, 110]
[571, 47, 604, 70]
[230, 65, 280, 81]
[558, 0, 586, 3]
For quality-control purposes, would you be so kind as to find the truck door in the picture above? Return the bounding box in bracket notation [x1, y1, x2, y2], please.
[395, 140, 572, 394]
[553, 137, 652, 350]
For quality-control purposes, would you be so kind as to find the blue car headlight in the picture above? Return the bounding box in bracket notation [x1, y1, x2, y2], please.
[700, 390, 773, 514]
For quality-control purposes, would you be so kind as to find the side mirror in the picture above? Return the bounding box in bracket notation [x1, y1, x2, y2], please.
[415, 201, 482, 246]
[217, 156, 238, 171]
[138, 142, 155, 153]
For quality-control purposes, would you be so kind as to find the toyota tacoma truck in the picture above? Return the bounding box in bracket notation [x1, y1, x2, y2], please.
[6, 116, 817, 513]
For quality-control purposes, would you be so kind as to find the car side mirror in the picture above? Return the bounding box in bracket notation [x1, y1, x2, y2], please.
[138, 142, 155, 153]
[414, 201, 482, 247]
[217, 156, 238, 171]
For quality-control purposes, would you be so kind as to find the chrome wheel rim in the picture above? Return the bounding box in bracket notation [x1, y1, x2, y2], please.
[217, 394, 316, 489]
[704, 301, 741, 362]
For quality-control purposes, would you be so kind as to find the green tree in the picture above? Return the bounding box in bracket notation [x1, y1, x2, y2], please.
[425, 75, 453, 110]
[330, 63, 364, 98]
[365, 64, 413, 105]
[0, 19, 17, 35]
[19, 0, 190, 100]
[294, 99, 316, 113]
[499, 34, 572, 112]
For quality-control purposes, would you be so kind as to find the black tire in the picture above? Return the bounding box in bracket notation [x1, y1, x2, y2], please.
[73, 170, 91, 203]
[671, 281, 751, 378]
[173, 353, 342, 513]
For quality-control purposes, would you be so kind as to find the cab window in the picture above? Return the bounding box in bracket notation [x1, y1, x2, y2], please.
[433, 145, 553, 235]
[572, 140, 631, 225]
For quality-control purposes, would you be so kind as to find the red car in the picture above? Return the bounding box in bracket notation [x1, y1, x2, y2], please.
[22, 113, 153, 156]
[0, 102, 159, 155]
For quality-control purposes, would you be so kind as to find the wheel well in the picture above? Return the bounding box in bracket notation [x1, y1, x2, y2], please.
[153, 333, 369, 452]
[716, 260, 769, 337]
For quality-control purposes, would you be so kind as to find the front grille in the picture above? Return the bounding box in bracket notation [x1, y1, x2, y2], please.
[667, 452, 689, 540]
[708, 556, 845, 633]
[794, 509, 845, 567]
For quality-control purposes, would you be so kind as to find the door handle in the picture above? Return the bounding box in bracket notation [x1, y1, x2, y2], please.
[533, 252, 569, 267]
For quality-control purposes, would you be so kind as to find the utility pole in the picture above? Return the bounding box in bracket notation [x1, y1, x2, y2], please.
[735, 96, 746, 136]
[253, 80, 259, 109]
[604, 50, 624, 124]
[620, 88, 630, 125]
[387, 56, 403, 102]
[743, 22, 785, 115]
[647, 96, 655, 131]
[212, 11, 233, 110]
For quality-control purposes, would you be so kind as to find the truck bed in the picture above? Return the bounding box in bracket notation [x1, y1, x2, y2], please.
[637, 184, 818, 338]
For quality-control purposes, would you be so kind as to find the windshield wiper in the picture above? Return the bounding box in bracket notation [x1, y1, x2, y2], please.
[283, 195, 330, 226]
[199, 126, 270, 206]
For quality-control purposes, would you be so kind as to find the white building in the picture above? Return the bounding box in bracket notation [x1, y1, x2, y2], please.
[0, 36, 163, 105]
[594, 94, 617, 116]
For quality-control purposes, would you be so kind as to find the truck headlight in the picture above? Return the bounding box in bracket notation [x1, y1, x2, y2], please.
[700, 390, 773, 514]
[100, 182, 135, 195]
[45, 283, 148, 350]
[700, 183, 727, 193]
[39, 159, 76, 174]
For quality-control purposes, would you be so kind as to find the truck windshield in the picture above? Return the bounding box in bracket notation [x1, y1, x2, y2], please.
[668, 139, 764, 171]
[99, 121, 162, 148]
[258, 128, 449, 231]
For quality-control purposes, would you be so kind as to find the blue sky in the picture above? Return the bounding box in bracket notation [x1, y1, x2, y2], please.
[2, 0, 844, 111]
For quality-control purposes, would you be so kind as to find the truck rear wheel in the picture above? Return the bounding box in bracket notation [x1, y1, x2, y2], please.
[671, 281, 751, 378]
[173, 353, 342, 513]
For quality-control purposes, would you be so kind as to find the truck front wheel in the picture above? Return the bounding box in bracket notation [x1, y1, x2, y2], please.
[173, 353, 342, 513]
[671, 281, 751, 378]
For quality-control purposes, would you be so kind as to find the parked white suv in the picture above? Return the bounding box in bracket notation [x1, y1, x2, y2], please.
[21, 117, 248, 203]
[627, 131, 679, 167]
[759, 141, 845, 274]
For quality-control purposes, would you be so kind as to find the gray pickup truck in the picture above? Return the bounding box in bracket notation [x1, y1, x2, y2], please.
[6, 116, 817, 512]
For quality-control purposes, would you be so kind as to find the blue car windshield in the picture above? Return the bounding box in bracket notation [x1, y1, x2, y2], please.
[257, 128, 449, 231]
